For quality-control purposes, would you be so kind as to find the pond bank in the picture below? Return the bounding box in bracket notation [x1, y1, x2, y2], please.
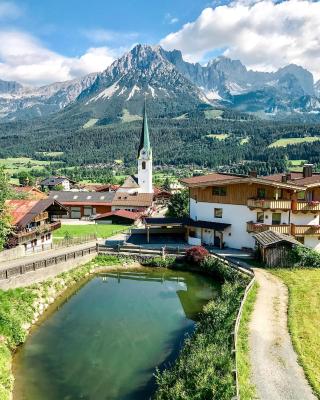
[1, 253, 250, 400]
[0, 255, 140, 400]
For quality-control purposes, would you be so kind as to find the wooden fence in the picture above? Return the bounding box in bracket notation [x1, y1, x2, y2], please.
[0, 245, 97, 281]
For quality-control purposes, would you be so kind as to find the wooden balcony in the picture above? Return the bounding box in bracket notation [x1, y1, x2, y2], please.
[292, 201, 320, 212]
[247, 221, 320, 236]
[247, 222, 291, 234]
[247, 198, 292, 210]
[292, 225, 320, 236]
[14, 221, 61, 244]
[33, 211, 49, 223]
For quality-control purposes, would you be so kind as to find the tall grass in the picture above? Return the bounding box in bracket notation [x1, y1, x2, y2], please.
[155, 255, 250, 400]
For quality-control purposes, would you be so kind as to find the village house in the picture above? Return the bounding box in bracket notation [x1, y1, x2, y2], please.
[12, 186, 48, 200]
[48, 191, 115, 219]
[40, 176, 76, 191]
[181, 164, 320, 251]
[5, 198, 67, 253]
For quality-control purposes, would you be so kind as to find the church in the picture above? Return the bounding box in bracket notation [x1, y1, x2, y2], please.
[117, 100, 154, 195]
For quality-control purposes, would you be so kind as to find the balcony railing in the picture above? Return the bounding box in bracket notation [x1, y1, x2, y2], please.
[292, 201, 320, 212]
[14, 221, 61, 244]
[247, 222, 291, 234]
[292, 225, 320, 236]
[247, 198, 292, 210]
[247, 221, 320, 236]
[33, 211, 49, 223]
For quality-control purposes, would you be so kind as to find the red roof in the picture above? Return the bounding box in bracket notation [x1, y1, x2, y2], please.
[5, 200, 39, 225]
[181, 173, 245, 185]
[95, 210, 141, 221]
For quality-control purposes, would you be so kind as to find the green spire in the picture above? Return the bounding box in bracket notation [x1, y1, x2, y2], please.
[138, 98, 151, 158]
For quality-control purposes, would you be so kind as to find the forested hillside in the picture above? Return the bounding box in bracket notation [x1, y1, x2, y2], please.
[0, 107, 319, 172]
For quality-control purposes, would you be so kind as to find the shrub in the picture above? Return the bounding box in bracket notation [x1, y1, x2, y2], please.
[143, 256, 176, 268]
[185, 246, 209, 264]
[290, 246, 320, 268]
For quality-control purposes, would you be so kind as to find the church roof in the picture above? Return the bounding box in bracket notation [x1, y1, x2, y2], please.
[121, 175, 140, 189]
[138, 99, 151, 157]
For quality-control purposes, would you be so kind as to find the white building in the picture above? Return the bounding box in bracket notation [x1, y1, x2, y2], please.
[181, 165, 320, 251]
[118, 100, 153, 195]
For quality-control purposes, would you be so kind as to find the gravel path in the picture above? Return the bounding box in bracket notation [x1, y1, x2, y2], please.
[249, 269, 316, 400]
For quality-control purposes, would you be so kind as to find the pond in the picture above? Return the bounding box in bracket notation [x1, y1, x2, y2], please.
[13, 268, 219, 400]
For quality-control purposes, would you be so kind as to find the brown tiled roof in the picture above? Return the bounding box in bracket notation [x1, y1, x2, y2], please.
[181, 173, 245, 186]
[112, 192, 153, 207]
[264, 172, 320, 187]
[121, 175, 140, 188]
[13, 186, 47, 199]
[181, 172, 305, 190]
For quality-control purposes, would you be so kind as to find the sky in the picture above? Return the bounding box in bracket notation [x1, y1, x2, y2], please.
[0, 0, 319, 86]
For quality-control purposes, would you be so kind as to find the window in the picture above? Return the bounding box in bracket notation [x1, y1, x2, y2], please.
[83, 206, 93, 217]
[214, 208, 223, 218]
[257, 212, 264, 223]
[212, 187, 227, 196]
[257, 188, 266, 199]
[142, 161, 146, 170]
[297, 191, 305, 200]
[272, 213, 281, 225]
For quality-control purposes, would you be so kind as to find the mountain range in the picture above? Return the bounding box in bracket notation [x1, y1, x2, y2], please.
[0, 44, 320, 122]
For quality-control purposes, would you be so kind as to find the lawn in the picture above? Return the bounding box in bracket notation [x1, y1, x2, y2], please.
[271, 269, 320, 397]
[268, 137, 320, 148]
[120, 109, 142, 123]
[205, 133, 229, 140]
[204, 109, 224, 119]
[0, 157, 51, 174]
[237, 282, 259, 400]
[53, 224, 129, 239]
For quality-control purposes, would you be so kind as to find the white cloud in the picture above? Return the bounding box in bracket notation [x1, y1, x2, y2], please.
[160, 0, 320, 80]
[0, 31, 116, 86]
[0, 1, 21, 19]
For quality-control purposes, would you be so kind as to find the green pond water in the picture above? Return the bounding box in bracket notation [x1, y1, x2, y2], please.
[14, 268, 219, 400]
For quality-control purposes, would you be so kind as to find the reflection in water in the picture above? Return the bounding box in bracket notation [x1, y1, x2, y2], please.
[14, 269, 219, 400]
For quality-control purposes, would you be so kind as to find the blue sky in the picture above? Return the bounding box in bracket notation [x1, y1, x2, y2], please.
[0, 0, 319, 85]
[3, 0, 211, 57]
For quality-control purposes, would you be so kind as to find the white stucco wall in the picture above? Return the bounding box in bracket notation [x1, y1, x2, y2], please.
[304, 236, 320, 251]
[290, 213, 320, 225]
[190, 199, 256, 249]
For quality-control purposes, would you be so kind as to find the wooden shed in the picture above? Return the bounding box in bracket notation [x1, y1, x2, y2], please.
[254, 230, 301, 267]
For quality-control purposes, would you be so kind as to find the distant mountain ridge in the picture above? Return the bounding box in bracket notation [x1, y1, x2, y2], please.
[0, 44, 319, 121]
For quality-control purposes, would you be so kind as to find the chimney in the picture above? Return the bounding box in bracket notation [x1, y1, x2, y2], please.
[249, 170, 257, 178]
[303, 164, 313, 178]
[281, 175, 287, 183]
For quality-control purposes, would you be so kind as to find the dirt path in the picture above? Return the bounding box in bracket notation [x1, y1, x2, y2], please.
[249, 269, 316, 400]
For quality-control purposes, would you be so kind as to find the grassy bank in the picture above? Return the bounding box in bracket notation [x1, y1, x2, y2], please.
[271, 268, 320, 397]
[53, 224, 129, 239]
[237, 282, 259, 400]
[0, 254, 122, 400]
[154, 255, 251, 400]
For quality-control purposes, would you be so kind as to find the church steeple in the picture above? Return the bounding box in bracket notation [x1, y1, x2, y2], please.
[137, 98, 153, 193]
[138, 98, 152, 158]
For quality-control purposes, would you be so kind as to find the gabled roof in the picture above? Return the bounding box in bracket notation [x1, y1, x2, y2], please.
[5, 198, 67, 227]
[254, 230, 301, 247]
[49, 191, 115, 205]
[121, 175, 140, 189]
[40, 176, 75, 186]
[264, 172, 320, 188]
[94, 210, 141, 221]
[112, 192, 153, 207]
[12, 186, 48, 199]
[181, 172, 305, 190]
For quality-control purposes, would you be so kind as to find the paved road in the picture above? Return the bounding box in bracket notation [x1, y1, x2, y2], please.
[249, 269, 316, 400]
[0, 241, 97, 271]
